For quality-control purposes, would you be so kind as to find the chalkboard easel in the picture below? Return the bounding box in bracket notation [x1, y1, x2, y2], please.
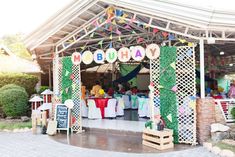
[55, 104, 71, 135]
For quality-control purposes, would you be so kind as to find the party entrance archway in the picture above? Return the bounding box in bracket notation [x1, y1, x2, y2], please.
[24, 0, 235, 145]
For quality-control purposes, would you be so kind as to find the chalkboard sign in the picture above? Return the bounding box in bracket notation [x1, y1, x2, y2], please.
[56, 104, 69, 130]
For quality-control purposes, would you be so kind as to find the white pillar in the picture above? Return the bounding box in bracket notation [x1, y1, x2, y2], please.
[53, 48, 59, 96]
[49, 64, 52, 90]
[200, 39, 205, 98]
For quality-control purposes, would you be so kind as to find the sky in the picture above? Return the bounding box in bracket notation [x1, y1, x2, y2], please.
[0, 0, 235, 38]
[0, 0, 72, 37]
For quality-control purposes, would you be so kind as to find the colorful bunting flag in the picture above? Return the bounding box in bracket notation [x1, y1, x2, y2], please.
[168, 34, 175, 40]
[90, 32, 94, 37]
[153, 28, 159, 33]
[70, 74, 75, 80]
[112, 20, 117, 25]
[162, 32, 168, 38]
[72, 84, 76, 90]
[157, 85, 164, 88]
[179, 38, 186, 43]
[109, 25, 113, 31]
[167, 114, 172, 122]
[116, 28, 121, 35]
[171, 85, 177, 92]
[186, 49, 193, 57]
[80, 46, 86, 50]
[137, 37, 144, 43]
[98, 40, 103, 48]
[109, 42, 112, 48]
[179, 106, 184, 114]
[118, 36, 121, 41]
[110, 34, 112, 40]
[131, 30, 136, 34]
[177, 55, 184, 61]
[115, 9, 123, 17]
[65, 70, 69, 76]
[124, 24, 131, 29]
[188, 42, 193, 47]
[170, 62, 176, 70]
[129, 17, 135, 24]
[189, 101, 196, 110]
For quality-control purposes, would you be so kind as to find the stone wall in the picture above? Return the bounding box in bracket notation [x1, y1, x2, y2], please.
[215, 105, 226, 124]
[196, 98, 216, 144]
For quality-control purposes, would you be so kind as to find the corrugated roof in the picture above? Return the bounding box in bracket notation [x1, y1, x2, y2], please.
[23, 0, 235, 70]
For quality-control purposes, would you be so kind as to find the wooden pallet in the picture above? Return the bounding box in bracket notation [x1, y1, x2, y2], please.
[142, 128, 174, 150]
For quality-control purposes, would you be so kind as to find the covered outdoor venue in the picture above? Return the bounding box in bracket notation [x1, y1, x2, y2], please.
[24, 0, 235, 153]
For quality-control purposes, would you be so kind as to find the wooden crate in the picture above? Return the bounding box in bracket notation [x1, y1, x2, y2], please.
[142, 128, 174, 150]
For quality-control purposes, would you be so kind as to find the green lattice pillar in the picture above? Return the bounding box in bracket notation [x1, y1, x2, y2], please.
[159, 46, 179, 143]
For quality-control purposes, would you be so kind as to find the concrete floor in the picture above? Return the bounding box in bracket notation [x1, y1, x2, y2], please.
[51, 129, 196, 154]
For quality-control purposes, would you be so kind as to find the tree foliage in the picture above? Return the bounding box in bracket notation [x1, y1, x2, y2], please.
[0, 34, 31, 59]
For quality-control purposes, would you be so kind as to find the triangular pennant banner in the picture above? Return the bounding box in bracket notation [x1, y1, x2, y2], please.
[167, 114, 172, 122]
[72, 84, 76, 90]
[80, 46, 86, 50]
[153, 28, 159, 33]
[90, 32, 94, 37]
[118, 36, 121, 41]
[162, 32, 168, 37]
[110, 34, 112, 40]
[131, 30, 136, 34]
[65, 70, 69, 76]
[137, 37, 144, 43]
[168, 34, 175, 40]
[189, 101, 196, 110]
[188, 42, 193, 47]
[171, 85, 177, 92]
[112, 20, 116, 25]
[124, 24, 131, 29]
[179, 106, 184, 114]
[186, 49, 193, 57]
[98, 40, 103, 48]
[170, 62, 176, 70]
[179, 38, 186, 43]
[109, 42, 112, 48]
[116, 28, 121, 35]
[157, 85, 164, 89]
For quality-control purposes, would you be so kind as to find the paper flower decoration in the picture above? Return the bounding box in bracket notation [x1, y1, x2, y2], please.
[99, 89, 105, 95]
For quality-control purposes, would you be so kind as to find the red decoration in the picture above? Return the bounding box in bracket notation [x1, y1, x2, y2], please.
[137, 37, 144, 43]
[70, 74, 75, 80]
[153, 28, 159, 33]
[72, 116, 76, 124]
[162, 32, 168, 37]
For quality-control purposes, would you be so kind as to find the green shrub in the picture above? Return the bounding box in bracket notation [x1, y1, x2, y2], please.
[231, 107, 235, 119]
[0, 84, 25, 92]
[0, 73, 38, 96]
[0, 85, 29, 117]
[38, 86, 50, 94]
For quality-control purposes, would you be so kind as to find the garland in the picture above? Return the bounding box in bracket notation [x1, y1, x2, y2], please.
[159, 46, 179, 143]
[62, 57, 73, 103]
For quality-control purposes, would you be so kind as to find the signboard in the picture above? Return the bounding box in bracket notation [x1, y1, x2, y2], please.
[55, 104, 70, 134]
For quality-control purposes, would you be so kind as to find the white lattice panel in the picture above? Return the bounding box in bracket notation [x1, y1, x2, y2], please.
[176, 46, 196, 144]
[150, 59, 160, 115]
[72, 64, 82, 132]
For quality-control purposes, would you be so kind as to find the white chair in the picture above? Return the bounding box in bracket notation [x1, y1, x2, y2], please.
[131, 95, 138, 109]
[138, 97, 149, 117]
[122, 95, 131, 109]
[116, 97, 124, 116]
[105, 99, 117, 118]
[87, 99, 102, 119]
[81, 99, 88, 118]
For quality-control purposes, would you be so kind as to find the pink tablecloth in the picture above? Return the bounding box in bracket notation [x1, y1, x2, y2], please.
[93, 98, 110, 118]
